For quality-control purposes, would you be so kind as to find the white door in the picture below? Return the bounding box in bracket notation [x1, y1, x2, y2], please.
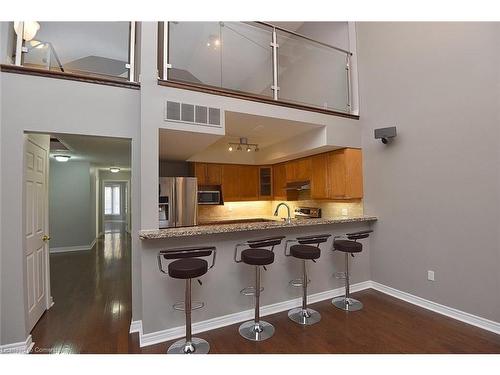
[24, 135, 50, 331]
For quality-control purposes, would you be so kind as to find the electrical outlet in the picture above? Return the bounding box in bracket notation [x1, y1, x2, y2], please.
[427, 270, 435, 281]
[341, 208, 348, 216]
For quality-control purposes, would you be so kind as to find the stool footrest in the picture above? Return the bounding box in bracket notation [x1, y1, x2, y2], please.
[240, 286, 264, 296]
[334, 272, 346, 280]
[173, 301, 204, 311]
[289, 278, 311, 287]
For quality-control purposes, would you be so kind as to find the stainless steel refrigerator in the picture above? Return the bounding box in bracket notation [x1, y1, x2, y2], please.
[159, 177, 198, 228]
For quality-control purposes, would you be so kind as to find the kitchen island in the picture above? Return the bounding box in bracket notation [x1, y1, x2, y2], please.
[136, 215, 377, 347]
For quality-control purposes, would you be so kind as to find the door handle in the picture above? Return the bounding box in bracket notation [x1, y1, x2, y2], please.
[42, 235, 51, 242]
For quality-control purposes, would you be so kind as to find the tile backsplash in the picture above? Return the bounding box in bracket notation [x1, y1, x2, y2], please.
[198, 199, 363, 221]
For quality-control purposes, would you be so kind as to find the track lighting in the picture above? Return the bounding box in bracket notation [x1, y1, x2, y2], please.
[228, 137, 259, 153]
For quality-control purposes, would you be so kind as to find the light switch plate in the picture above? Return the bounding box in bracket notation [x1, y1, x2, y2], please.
[427, 270, 435, 281]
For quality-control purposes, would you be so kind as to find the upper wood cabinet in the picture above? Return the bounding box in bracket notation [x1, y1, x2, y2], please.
[194, 163, 222, 185]
[327, 148, 363, 199]
[285, 157, 312, 182]
[258, 166, 273, 200]
[272, 163, 287, 200]
[310, 153, 329, 199]
[194, 148, 362, 202]
[221, 164, 259, 201]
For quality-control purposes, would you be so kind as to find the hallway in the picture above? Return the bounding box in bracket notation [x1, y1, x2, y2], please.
[31, 232, 133, 354]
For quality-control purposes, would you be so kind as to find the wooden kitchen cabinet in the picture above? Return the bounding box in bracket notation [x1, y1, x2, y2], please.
[194, 163, 222, 185]
[327, 148, 363, 199]
[221, 164, 259, 201]
[310, 153, 329, 199]
[258, 166, 273, 200]
[272, 163, 287, 200]
[285, 157, 312, 182]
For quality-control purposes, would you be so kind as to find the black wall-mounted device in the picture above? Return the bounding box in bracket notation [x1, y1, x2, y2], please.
[374, 126, 397, 144]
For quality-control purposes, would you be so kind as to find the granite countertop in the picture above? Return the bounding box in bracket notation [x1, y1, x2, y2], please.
[139, 216, 378, 240]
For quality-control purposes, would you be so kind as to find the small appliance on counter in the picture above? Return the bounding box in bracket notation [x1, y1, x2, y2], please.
[159, 177, 198, 228]
[294, 207, 321, 219]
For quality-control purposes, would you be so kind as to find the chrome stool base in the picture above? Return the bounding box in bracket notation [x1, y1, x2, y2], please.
[167, 337, 210, 354]
[288, 307, 321, 325]
[332, 296, 363, 312]
[238, 320, 275, 341]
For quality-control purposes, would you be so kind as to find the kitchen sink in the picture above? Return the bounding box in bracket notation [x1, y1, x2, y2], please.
[199, 218, 279, 225]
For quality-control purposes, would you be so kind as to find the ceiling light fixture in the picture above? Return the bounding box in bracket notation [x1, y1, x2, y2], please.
[207, 34, 221, 49]
[228, 137, 259, 153]
[110, 167, 121, 173]
[54, 155, 71, 162]
[13, 21, 40, 42]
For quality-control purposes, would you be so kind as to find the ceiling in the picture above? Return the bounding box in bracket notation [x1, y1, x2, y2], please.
[51, 133, 131, 169]
[186, 111, 325, 164]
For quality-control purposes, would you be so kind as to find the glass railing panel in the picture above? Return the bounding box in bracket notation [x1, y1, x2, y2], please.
[168, 22, 222, 87]
[22, 22, 131, 80]
[276, 29, 350, 112]
[220, 22, 273, 97]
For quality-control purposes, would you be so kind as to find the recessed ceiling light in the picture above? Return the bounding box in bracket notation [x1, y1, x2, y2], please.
[110, 167, 120, 173]
[246, 146, 251, 152]
[54, 155, 71, 162]
[228, 145, 233, 151]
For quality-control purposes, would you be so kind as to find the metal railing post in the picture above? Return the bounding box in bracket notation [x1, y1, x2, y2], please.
[128, 22, 136, 82]
[346, 53, 352, 113]
[14, 22, 24, 66]
[271, 27, 279, 100]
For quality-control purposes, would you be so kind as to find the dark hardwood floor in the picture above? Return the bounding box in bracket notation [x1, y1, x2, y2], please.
[31, 231, 500, 354]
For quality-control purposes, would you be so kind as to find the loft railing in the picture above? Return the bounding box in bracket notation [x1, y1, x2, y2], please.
[160, 21, 353, 115]
[12, 21, 137, 83]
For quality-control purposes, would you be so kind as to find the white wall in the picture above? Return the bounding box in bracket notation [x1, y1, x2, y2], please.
[357, 22, 500, 322]
[0, 72, 140, 345]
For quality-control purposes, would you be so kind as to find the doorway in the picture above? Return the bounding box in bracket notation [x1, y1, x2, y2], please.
[23, 132, 132, 351]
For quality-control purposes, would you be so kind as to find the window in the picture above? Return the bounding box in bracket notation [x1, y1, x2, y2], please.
[105, 185, 121, 215]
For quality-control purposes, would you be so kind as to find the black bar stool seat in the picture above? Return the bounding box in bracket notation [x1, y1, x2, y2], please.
[333, 240, 362, 253]
[168, 258, 208, 279]
[235, 236, 285, 342]
[158, 246, 216, 354]
[241, 249, 275, 265]
[285, 234, 331, 325]
[331, 230, 372, 312]
[290, 244, 321, 260]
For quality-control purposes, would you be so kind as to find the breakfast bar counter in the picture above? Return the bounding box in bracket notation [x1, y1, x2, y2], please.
[139, 215, 377, 240]
[137, 215, 377, 347]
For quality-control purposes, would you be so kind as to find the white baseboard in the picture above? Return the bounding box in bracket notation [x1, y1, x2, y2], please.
[50, 237, 97, 254]
[370, 281, 500, 335]
[132, 280, 372, 347]
[0, 335, 33, 354]
[131, 280, 500, 348]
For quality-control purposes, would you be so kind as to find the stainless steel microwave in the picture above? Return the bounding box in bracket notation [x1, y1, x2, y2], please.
[198, 190, 221, 205]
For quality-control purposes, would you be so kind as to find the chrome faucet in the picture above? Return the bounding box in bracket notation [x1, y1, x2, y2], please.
[274, 202, 292, 224]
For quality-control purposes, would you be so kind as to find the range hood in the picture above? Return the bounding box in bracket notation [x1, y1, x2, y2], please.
[285, 180, 311, 191]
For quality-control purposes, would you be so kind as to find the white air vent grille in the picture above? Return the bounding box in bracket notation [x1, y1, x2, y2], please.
[165, 101, 222, 128]
[166, 101, 181, 121]
[181, 103, 195, 122]
[209, 108, 221, 126]
[195, 106, 208, 124]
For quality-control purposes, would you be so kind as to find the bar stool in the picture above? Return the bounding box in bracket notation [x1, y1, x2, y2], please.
[332, 230, 373, 311]
[284, 234, 331, 325]
[157, 246, 216, 354]
[234, 236, 285, 341]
